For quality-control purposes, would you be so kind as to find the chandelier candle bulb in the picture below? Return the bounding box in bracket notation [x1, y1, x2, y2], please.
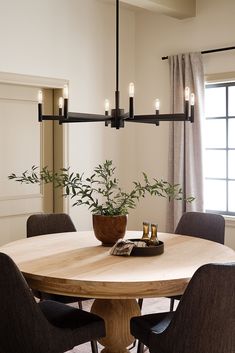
[38, 90, 43, 104]
[63, 85, 69, 119]
[154, 99, 160, 126]
[38, 90, 43, 122]
[58, 97, 63, 116]
[63, 85, 69, 99]
[104, 99, 110, 126]
[59, 97, 63, 109]
[105, 99, 110, 115]
[129, 83, 134, 119]
[190, 93, 195, 106]
[190, 93, 195, 123]
[185, 87, 190, 119]
[185, 87, 190, 101]
[129, 83, 135, 98]
[155, 99, 160, 114]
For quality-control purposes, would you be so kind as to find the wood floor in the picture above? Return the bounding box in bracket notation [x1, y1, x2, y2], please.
[67, 297, 172, 353]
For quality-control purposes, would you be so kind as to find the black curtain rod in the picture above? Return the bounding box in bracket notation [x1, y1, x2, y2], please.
[162, 45, 235, 60]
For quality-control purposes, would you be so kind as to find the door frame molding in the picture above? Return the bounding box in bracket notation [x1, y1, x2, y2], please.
[0, 71, 69, 213]
[0, 71, 67, 89]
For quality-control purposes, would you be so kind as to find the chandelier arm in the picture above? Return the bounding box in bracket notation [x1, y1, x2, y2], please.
[126, 120, 160, 125]
[120, 112, 129, 118]
[62, 119, 110, 123]
[129, 113, 191, 122]
[41, 113, 110, 123]
[67, 112, 109, 120]
[62, 115, 110, 123]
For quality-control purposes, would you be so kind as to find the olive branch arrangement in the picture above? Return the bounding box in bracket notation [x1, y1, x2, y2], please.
[9, 160, 194, 216]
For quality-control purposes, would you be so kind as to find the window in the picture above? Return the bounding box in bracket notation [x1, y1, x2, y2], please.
[204, 82, 235, 215]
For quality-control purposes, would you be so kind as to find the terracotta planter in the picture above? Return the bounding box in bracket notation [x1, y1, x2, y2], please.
[92, 214, 127, 246]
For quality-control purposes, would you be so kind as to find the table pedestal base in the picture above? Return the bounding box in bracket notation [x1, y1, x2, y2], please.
[91, 299, 141, 353]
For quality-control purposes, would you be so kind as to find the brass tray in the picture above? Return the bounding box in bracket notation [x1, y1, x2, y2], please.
[128, 239, 164, 257]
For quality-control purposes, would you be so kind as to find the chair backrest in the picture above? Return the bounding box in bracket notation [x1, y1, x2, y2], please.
[175, 212, 225, 244]
[149, 263, 235, 353]
[0, 252, 58, 353]
[27, 213, 76, 237]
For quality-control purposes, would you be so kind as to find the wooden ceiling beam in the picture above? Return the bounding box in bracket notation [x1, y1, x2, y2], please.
[120, 0, 196, 19]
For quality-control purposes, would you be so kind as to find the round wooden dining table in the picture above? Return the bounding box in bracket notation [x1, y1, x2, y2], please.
[1, 230, 235, 353]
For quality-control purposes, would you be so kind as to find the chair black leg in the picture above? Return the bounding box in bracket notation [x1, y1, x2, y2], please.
[129, 299, 143, 350]
[129, 339, 136, 350]
[137, 341, 144, 353]
[170, 298, 175, 312]
[138, 298, 143, 310]
[91, 340, 99, 353]
[78, 300, 83, 309]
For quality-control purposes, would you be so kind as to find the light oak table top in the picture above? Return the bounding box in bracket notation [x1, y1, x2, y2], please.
[1, 231, 235, 353]
[1, 230, 234, 299]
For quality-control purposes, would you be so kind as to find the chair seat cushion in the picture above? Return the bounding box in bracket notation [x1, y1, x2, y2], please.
[131, 312, 173, 347]
[39, 300, 105, 345]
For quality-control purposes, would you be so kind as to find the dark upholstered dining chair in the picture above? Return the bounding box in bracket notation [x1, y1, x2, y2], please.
[27, 212, 77, 237]
[169, 211, 225, 311]
[0, 252, 105, 353]
[175, 211, 225, 243]
[131, 262, 235, 353]
[27, 213, 88, 309]
[138, 212, 225, 314]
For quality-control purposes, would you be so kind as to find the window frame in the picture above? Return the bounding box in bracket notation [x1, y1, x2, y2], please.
[205, 81, 235, 216]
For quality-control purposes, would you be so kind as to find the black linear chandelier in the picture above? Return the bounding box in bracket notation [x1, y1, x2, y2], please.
[38, 0, 195, 129]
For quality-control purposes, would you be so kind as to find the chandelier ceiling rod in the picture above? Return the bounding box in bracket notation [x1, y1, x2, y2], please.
[37, 0, 195, 129]
[116, 0, 119, 93]
[114, 0, 120, 128]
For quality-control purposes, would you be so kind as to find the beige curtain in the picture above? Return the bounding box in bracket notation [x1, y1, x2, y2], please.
[167, 53, 205, 231]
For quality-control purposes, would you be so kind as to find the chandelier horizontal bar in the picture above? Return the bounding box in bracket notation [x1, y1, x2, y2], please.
[40, 112, 193, 126]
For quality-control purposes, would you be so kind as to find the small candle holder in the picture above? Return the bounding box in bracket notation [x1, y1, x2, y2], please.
[148, 223, 159, 246]
[141, 222, 150, 241]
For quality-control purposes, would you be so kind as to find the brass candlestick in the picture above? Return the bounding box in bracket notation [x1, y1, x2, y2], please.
[141, 222, 150, 241]
[148, 223, 159, 246]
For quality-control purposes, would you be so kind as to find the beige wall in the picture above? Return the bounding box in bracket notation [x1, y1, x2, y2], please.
[0, 0, 136, 233]
[134, 0, 235, 248]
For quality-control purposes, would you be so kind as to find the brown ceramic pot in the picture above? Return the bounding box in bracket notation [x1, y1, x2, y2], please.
[92, 214, 127, 246]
